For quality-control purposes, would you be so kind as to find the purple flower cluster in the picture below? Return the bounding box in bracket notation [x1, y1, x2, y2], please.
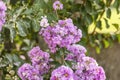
[73, 57, 106, 80]
[39, 15, 106, 80]
[18, 46, 50, 80]
[28, 46, 50, 75]
[50, 65, 74, 80]
[40, 18, 82, 53]
[53, 1, 63, 10]
[0, 1, 7, 31]
[65, 44, 86, 62]
[18, 63, 43, 80]
[65, 44, 106, 80]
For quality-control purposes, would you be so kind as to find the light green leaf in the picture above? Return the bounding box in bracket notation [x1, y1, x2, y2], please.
[95, 47, 100, 54]
[16, 22, 27, 37]
[103, 39, 109, 48]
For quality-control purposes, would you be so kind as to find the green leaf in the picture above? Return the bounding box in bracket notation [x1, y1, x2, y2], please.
[86, 14, 93, 25]
[104, 18, 110, 28]
[23, 39, 30, 46]
[95, 47, 100, 54]
[96, 20, 102, 29]
[97, 34, 102, 41]
[94, 13, 99, 21]
[66, 60, 73, 67]
[10, 28, 16, 43]
[22, 8, 33, 15]
[85, 1, 92, 13]
[16, 22, 27, 37]
[117, 34, 120, 43]
[12, 54, 21, 66]
[32, 19, 40, 32]
[112, 23, 119, 30]
[5, 54, 13, 63]
[106, 8, 111, 19]
[35, 0, 48, 9]
[50, 61, 61, 68]
[47, 13, 58, 22]
[12, 54, 19, 62]
[103, 39, 109, 48]
[113, 0, 120, 14]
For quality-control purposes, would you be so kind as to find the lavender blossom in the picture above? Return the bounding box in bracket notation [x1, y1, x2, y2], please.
[74, 57, 98, 71]
[40, 16, 49, 27]
[50, 65, 74, 80]
[28, 46, 50, 75]
[18, 63, 43, 80]
[0, 1, 7, 31]
[73, 56, 106, 80]
[65, 44, 86, 62]
[53, 1, 63, 10]
[74, 66, 106, 80]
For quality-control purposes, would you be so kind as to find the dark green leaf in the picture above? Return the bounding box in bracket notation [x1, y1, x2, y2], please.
[96, 20, 102, 29]
[86, 14, 93, 25]
[112, 23, 119, 30]
[32, 19, 40, 32]
[104, 18, 110, 28]
[94, 13, 99, 20]
[106, 8, 111, 19]
[85, 1, 92, 13]
[113, 0, 120, 14]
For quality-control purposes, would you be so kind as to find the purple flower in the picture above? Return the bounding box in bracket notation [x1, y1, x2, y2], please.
[39, 18, 82, 53]
[34, 62, 50, 75]
[0, 1, 7, 31]
[73, 56, 106, 80]
[28, 46, 41, 59]
[18, 63, 43, 80]
[28, 46, 50, 75]
[67, 44, 86, 55]
[0, 1, 7, 11]
[28, 46, 50, 63]
[74, 66, 106, 80]
[40, 16, 49, 27]
[53, 1, 63, 10]
[65, 44, 86, 62]
[50, 65, 74, 80]
[74, 56, 98, 71]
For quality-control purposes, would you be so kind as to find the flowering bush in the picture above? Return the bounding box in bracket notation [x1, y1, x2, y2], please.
[2, 0, 120, 80]
[17, 1, 106, 80]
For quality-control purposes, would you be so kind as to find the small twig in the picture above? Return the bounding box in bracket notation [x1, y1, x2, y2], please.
[55, 10, 59, 20]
